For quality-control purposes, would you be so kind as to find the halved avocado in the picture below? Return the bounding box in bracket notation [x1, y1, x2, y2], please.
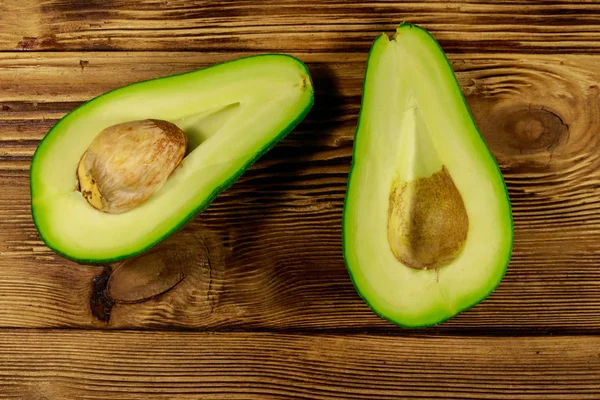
[31, 54, 314, 263]
[343, 23, 513, 327]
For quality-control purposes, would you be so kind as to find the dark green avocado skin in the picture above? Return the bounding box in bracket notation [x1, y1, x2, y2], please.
[342, 23, 513, 328]
[30, 54, 314, 264]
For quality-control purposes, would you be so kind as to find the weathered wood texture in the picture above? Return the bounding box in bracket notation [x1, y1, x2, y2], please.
[1, 331, 600, 399]
[1, 1, 600, 53]
[0, 52, 598, 330]
[1, 1, 600, 398]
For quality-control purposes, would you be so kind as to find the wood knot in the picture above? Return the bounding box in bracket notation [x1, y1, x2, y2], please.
[500, 106, 568, 154]
[88, 226, 225, 324]
[468, 100, 571, 171]
[90, 266, 114, 323]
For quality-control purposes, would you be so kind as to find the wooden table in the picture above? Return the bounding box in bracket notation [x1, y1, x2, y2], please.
[1, 1, 599, 398]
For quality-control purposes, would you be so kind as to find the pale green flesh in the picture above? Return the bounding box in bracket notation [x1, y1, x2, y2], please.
[31, 55, 313, 262]
[343, 24, 513, 327]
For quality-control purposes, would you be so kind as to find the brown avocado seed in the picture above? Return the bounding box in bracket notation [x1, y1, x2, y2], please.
[77, 119, 187, 214]
[387, 166, 469, 270]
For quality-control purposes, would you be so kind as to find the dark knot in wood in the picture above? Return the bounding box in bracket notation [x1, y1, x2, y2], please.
[499, 105, 568, 155]
[90, 266, 114, 323]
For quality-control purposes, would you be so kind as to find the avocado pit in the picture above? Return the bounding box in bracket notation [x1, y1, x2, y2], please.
[77, 119, 187, 214]
[387, 166, 469, 270]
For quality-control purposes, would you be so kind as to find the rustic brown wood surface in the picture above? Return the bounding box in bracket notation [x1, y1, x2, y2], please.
[1, 0, 599, 398]
[2, 1, 600, 53]
[2, 331, 600, 399]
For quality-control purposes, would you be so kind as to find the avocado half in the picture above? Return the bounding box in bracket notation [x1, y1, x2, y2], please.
[31, 54, 314, 263]
[343, 23, 513, 327]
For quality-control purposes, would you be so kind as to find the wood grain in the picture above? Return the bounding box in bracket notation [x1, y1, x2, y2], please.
[0, 331, 599, 399]
[0, 51, 599, 331]
[0, 1, 598, 397]
[1, 0, 600, 53]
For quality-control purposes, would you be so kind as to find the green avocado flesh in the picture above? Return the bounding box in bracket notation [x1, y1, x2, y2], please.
[343, 24, 513, 327]
[31, 54, 314, 263]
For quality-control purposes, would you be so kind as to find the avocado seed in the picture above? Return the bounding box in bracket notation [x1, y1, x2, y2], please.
[387, 166, 469, 270]
[77, 119, 187, 214]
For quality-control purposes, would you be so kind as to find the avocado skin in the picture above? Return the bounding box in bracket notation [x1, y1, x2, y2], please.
[30, 54, 314, 264]
[342, 23, 513, 328]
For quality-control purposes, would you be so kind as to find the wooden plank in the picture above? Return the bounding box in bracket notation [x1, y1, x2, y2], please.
[0, 51, 599, 331]
[1, 1, 600, 53]
[0, 331, 599, 399]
